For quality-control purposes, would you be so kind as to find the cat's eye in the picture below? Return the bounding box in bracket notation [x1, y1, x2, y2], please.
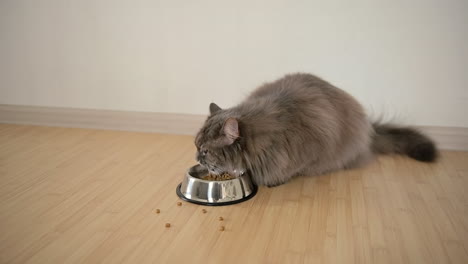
[202, 149, 208, 156]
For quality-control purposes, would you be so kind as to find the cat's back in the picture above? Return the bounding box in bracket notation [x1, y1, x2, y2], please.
[247, 73, 333, 102]
[241, 72, 366, 129]
[244, 73, 345, 114]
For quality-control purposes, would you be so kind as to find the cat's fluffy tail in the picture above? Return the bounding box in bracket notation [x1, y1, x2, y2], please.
[371, 123, 438, 162]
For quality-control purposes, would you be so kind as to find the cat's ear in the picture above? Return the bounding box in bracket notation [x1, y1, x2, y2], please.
[209, 102, 222, 115]
[223, 118, 239, 145]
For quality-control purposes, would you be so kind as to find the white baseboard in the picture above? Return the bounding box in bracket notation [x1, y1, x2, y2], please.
[0, 104, 206, 136]
[1, 104, 467, 151]
[416, 126, 468, 152]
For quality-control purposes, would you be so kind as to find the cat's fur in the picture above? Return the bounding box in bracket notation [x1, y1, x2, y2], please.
[194, 73, 437, 187]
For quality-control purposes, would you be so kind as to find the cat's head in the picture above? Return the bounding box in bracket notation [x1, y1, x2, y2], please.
[194, 103, 245, 176]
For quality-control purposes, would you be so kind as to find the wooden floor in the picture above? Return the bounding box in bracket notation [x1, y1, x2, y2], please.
[1, 124, 467, 264]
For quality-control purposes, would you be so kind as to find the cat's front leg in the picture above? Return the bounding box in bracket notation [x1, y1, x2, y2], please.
[265, 182, 284, 188]
[261, 174, 291, 188]
[252, 167, 292, 187]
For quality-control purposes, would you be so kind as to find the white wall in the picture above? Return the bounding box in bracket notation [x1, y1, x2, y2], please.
[1, 0, 467, 127]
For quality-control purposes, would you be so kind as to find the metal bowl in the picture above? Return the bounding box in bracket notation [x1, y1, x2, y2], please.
[176, 164, 257, 206]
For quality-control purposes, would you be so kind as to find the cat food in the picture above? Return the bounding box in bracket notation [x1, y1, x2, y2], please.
[219, 217, 224, 221]
[165, 223, 171, 228]
[155, 209, 160, 214]
[177, 202, 182, 206]
[219, 226, 225, 231]
[202, 209, 207, 213]
[202, 172, 235, 181]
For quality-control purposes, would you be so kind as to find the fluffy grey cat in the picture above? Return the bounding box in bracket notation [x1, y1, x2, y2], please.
[195, 73, 437, 187]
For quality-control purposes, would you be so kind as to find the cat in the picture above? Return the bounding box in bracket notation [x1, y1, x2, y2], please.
[194, 73, 437, 187]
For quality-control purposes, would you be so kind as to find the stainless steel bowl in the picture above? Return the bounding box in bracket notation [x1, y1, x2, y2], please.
[176, 164, 257, 206]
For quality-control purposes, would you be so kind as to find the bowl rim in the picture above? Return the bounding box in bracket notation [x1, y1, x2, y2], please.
[186, 165, 246, 183]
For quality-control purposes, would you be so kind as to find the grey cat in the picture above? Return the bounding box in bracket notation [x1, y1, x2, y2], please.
[195, 73, 437, 187]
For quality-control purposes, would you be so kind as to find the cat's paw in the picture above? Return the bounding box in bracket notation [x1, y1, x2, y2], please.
[266, 183, 282, 188]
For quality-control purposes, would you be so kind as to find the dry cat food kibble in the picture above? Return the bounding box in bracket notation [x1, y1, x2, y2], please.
[155, 209, 160, 214]
[165, 223, 171, 228]
[219, 226, 225, 231]
[219, 217, 224, 221]
[177, 202, 182, 206]
[202, 172, 235, 181]
[202, 209, 207, 213]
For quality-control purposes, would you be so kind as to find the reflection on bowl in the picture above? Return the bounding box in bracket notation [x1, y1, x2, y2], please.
[176, 164, 257, 206]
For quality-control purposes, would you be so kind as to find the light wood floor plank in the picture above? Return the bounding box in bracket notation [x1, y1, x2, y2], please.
[0, 124, 467, 264]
